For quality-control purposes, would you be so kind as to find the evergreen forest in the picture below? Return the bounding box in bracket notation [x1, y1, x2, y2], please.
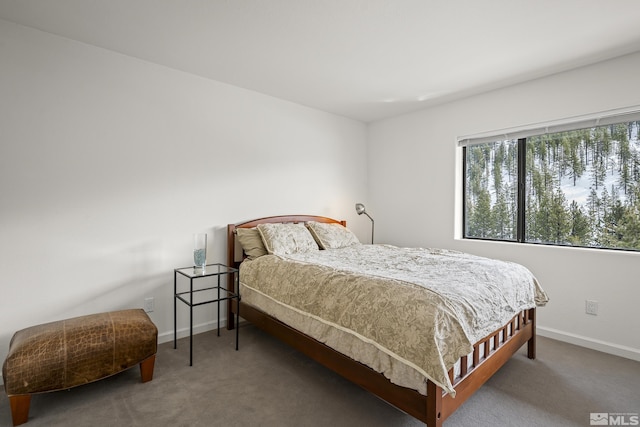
[464, 121, 640, 251]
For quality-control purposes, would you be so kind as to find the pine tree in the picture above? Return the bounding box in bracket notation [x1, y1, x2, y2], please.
[468, 190, 493, 238]
[568, 201, 591, 246]
[547, 189, 571, 244]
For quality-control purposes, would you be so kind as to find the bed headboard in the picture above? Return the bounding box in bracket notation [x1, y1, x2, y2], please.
[226, 215, 347, 270]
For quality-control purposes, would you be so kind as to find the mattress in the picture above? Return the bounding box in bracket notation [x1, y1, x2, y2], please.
[239, 244, 548, 396]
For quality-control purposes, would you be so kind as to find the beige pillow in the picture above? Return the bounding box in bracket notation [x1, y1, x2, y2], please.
[256, 223, 319, 255]
[236, 228, 268, 260]
[306, 221, 360, 249]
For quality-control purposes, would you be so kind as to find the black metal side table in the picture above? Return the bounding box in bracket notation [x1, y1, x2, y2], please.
[174, 263, 240, 366]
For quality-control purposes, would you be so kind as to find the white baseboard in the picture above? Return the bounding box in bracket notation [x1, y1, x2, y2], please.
[158, 319, 224, 344]
[538, 326, 640, 362]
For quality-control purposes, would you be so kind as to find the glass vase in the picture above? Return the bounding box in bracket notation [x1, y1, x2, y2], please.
[193, 233, 207, 270]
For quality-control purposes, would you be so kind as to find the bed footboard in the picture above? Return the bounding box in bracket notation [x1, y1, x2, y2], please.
[431, 308, 536, 426]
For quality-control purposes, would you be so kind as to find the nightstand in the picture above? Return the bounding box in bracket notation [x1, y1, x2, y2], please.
[173, 263, 240, 365]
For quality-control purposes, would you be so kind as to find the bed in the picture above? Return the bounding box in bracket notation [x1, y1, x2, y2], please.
[226, 215, 548, 426]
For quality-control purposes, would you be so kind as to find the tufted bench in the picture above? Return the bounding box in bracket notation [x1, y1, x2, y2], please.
[2, 309, 157, 426]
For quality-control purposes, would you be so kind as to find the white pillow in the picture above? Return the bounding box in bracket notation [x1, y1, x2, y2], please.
[256, 223, 319, 255]
[306, 221, 360, 249]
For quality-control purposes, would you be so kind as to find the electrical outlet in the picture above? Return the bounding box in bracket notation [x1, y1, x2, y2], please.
[585, 300, 598, 316]
[144, 297, 154, 313]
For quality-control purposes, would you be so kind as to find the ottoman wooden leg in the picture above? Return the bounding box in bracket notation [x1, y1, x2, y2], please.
[9, 394, 31, 426]
[139, 354, 156, 383]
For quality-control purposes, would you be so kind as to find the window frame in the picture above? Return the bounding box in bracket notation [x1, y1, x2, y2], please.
[461, 117, 640, 252]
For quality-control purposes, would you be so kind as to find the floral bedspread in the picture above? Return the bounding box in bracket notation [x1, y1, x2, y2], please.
[239, 244, 548, 395]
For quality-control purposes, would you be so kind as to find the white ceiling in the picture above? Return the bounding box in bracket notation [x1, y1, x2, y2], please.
[2, 0, 640, 122]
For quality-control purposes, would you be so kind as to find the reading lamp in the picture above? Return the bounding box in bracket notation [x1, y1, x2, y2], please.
[355, 203, 374, 244]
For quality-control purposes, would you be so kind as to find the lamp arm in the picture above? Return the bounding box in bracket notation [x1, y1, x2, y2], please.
[364, 213, 374, 244]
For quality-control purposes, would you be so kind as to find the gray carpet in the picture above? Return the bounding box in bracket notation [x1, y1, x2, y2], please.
[1, 323, 638, 426]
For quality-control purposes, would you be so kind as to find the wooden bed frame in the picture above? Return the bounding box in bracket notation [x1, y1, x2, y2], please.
[226, 215, 536, 426]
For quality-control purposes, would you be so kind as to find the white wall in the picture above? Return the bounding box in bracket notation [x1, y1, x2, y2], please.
[368, 52, 640, 360]
[0, 19, 369, 369]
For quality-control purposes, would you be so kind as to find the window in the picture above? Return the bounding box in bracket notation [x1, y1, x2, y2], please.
[462, 112, 640, 251]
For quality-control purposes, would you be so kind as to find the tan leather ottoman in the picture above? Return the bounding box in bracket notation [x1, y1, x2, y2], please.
[2, 309, 157, 426]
